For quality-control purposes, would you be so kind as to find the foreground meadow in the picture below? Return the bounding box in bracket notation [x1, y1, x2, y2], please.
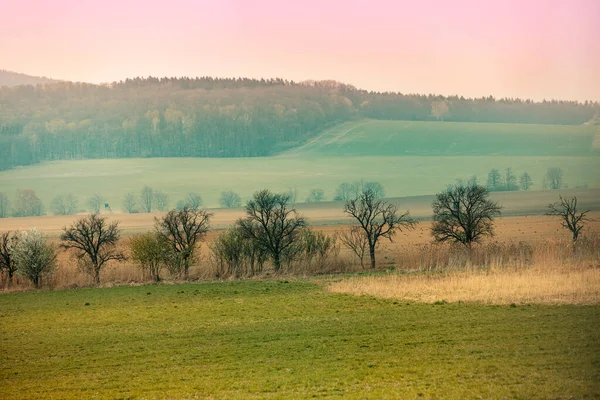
[1, 280, 599, 399]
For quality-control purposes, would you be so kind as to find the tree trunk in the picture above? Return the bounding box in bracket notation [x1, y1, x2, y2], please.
[94, 269, 101, 285]
[273, 252, 281, 271]
[369, 244, 376, 269]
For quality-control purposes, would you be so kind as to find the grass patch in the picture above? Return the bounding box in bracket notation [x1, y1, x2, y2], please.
[1, 280, 599, 398]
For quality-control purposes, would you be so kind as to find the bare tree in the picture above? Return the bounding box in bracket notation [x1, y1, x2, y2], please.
[60, 214, 125, 285]
[219, 190, 242, 208]
[545, 167, 564, 190]
[87, 193, 104, 213]
[505, 168, 518, 191]
[177, 192, 203, 210]
[0, 231, 19, 284]
[122, 193, 138, 214]
[0, 192, 10, 218]
[155, 206, 212, 278]
[154, 191, 169, 211]
[334, 182, 358, 201]
[431, 100, 450, 121]
[13, 229, 57, 288]
[519, 172, 533, 191]
[431, 184, 502, 247]
[344, 189, 416, 268]
[140, 186, 154, 213]
[51, 193, 78, 215]
[486, 169, 503, 192]
[363, 182, 385, 199]
[340, 226, 368, 268]
[13, 189, 43, 217]
[547, 196, 592, 242]
[236, 189, 306, 271]
[286, 187, 299, 203]
[306, 188, 325, 203]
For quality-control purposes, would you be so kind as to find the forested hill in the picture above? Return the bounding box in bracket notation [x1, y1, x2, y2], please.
[1, 76, 598, 170]
[0, 70, 59, 87]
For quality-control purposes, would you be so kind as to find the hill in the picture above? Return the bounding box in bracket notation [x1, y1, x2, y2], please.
[0, 69, 59, 87]
[281, 120, 599, 157]
[0, 77, 598, 171]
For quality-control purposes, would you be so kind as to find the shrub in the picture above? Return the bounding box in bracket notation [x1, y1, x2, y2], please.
[13, 229, 57, 288]
[129, 233, 169, 281]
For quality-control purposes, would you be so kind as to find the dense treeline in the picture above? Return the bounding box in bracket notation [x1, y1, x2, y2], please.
[1, 77, 598, 170]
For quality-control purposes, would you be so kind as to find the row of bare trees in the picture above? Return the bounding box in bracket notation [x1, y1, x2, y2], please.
[0, 183, 592, 288]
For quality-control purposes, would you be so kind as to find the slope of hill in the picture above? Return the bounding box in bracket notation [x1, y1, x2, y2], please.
[1, 76, 598, 171]
[281, 120, 599, 157]
[0, 69, 59, 87]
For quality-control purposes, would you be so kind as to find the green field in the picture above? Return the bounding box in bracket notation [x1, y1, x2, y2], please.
[282, 119, 599, 157]
[1, 280, 598, 398]
[0, 119, 598, 209]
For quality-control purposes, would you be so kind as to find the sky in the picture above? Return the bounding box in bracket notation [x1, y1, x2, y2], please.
[1, 0, 599, 101]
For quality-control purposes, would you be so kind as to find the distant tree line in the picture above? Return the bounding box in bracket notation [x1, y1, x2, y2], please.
[1, 77, 598, 170]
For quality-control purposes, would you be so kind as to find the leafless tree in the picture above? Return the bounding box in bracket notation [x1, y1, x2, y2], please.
[431, 99, 450, 121]
[306, 188, 325, 203]
[0, 192, 10, 218]
[344, 189, 416, 268]
[236, 189, 306, 271]
[219, 191, 242, 208]
[487, 169, 503, 192]
[140, 186, 154, 213]
[13, 189, 43, 217]
[0, 231, 19, 284]
[155, 206, 212, 278]
[122, 193, 137, 214]
[339, 226, 368, 268]
[519, 172, 533, 191]
[154, 191, 169, 211]
[431, 184, 502, 247]
[545, 167, 564, 190]
[51, 193, 78, 215]
[60, 214, 125, 285]
[87, 193, 104, 214]
[334, 182, 358, 201]
[505, 168, 518, 191]
[547, 195, 592, 242]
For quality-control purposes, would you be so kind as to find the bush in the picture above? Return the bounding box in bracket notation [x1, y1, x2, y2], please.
[210, 227, 267, 278]
[129, 233, 169, 281]
[13, 229, 57, 288]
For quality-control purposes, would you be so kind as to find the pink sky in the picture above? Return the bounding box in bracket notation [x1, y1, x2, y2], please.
[1, 0, 599, 101]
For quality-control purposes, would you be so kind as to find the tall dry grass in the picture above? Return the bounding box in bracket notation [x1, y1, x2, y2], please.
[330, 235, 600, 305]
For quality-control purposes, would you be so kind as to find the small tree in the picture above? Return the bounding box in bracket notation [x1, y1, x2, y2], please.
[87, 193, 104, 213]
[306, 188, 325, 203]
[344, 189, 416, 268]
[340, 226, 369, 268]
[236, 189, 306, 271]
[51, 193, 78, 215]
[0, 192, 10, 218]
[60, 214, 125, 285]
[122, 193, 138, 214]
[177, 192, 203, 210]
[140, 186, 154, 213]
[13, 229, 57, 288]
[129, 233, 169, 281]
[545, 167, 564, 190]
[13, 189, 43, 217]
[547, 196, 591, 242]
[431, 184, 502, 247]
[519, 172, 533, 191]
[487, 169, 503, 192]
[219, 191, 242, 208]
[0, 231, 19, 284]
[154, 191, 169, 212]
[363, 182, 385, 199]
[155, 206, 212, 278]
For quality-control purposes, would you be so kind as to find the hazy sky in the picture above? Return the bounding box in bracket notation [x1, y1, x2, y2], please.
[2, 0, 599, 101]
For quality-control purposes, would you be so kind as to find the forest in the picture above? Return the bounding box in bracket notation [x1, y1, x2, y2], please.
[0, 77, 598, 171]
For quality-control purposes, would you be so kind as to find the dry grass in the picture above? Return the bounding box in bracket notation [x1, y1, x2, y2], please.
[330, 236, 600, 305]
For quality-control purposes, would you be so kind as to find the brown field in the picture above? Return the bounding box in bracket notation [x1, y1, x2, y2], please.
[1, 188, 599, 296]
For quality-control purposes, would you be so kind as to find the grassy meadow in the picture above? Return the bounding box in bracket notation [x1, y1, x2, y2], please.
[1, 280, 599, 399]
[0, 119, 598, 210]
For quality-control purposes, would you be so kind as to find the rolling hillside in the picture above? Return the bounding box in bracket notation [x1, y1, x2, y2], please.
[281, 119, 600, 157]
[0, 69, 60, 87]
